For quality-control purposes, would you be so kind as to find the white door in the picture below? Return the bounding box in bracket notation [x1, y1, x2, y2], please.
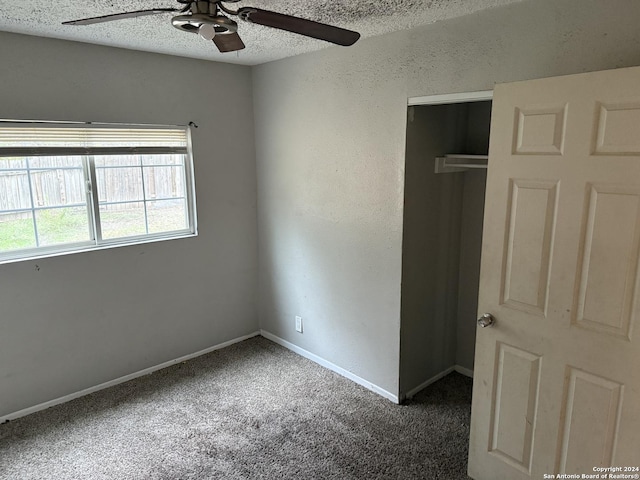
[468, 66, 640, 479]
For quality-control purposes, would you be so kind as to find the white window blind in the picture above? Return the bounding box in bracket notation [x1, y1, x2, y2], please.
[0, 127, 187, 147]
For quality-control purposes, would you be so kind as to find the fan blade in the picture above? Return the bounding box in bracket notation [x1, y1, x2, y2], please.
[213, 33, 246, 53]
[238, 7, 360, 46]
[63, 9, 179, 26]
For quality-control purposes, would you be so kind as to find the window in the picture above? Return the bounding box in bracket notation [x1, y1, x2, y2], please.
[0, 122, 197, 262]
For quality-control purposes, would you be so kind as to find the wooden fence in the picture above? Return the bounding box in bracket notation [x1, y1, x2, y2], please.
[0, 156, 184, 221]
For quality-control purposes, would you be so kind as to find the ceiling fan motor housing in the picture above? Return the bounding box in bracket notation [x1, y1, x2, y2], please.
[172, 1, 238, 35]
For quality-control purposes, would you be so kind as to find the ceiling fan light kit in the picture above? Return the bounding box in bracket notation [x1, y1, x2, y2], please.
[62, 0, 361, 54]
[197, 23, 217, 41]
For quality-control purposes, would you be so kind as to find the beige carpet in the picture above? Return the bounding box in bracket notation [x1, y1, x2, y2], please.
[0, 336, 472, 479]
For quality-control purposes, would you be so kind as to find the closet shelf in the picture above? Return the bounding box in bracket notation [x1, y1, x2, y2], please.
[435, 154, 488, 173]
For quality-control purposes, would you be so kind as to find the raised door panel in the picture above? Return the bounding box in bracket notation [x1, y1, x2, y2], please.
[513, 105, 567, 155]
[555, 368, 623, 474]
[573, 184, 640, 339]
[594, 103, 640, 155]
[489, 343, 541, 473]
[502, 179, 558, 316]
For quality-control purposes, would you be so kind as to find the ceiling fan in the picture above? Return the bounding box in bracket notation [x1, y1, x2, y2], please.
[62, 0, 361, 53]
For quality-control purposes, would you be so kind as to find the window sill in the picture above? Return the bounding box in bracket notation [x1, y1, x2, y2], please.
[0, 230, 198, 266]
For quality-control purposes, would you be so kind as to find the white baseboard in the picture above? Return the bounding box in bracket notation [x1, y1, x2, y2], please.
[454, 365, 474, 378]
[260, 330, 400, 404]
[404, 366, 455, 400]
[1, 331, 261, 423]
[402, 364, 474, 400]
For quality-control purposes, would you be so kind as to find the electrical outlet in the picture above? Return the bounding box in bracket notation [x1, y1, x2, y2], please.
[295, 315, 303, 333]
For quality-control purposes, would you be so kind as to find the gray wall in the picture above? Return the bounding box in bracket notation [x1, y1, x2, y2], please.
[0, 33, 258, 417]
[253, 0, 640, 398]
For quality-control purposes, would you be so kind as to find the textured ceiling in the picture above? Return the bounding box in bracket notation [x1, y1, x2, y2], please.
[0, 0, 524, 65]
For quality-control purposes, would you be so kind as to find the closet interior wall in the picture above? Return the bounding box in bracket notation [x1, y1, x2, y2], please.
[399, 101, 490, 397]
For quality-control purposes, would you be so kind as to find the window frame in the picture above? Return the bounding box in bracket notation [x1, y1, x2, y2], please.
[0, 121, 198, 264]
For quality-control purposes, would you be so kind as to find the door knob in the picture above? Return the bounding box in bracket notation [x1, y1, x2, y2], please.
[477, 313, 495, 328]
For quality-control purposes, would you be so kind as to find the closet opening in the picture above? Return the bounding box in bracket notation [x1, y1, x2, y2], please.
[399, 92, 492, 400]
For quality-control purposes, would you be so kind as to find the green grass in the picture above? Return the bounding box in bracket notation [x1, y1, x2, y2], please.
[0, 204, 187, 253]
[0, 208, 90, 252]
[100, 208, 146, 239]
[0, 215, 36, 251]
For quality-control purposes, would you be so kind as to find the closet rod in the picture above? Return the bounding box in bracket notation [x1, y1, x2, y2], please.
[446, 163, 487, 169]
[435, 154, 488, 173]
